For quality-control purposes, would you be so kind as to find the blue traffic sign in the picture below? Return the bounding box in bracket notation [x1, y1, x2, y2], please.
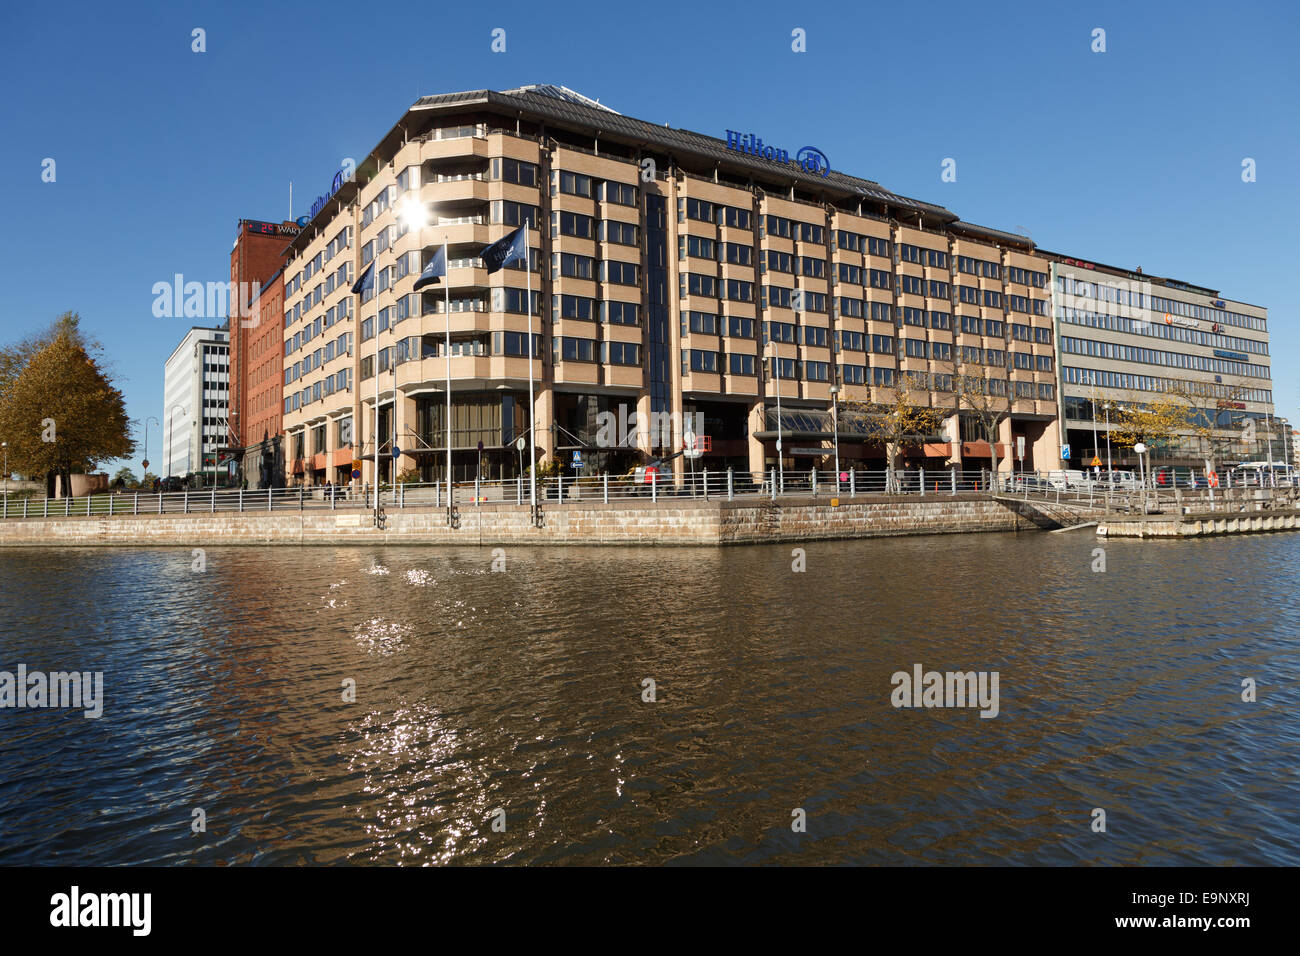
[571, 451, 583, 467]
[1061, 444, 1071, 460]
[392, 447, 401, 459]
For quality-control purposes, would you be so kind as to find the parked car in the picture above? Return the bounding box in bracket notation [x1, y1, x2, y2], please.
[1012, 475, 1054, 493]
[1102, 470, 1141, 490]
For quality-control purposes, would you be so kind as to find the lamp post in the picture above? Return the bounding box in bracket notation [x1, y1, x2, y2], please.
[141, 416, 159, 482]
[1102, 402, 1113, 474]
[397, 197, 429, 499]
[1134, 441, 1148, 513]
[1089, 372, 1100, 467]
[829, 383, 840, 488]
[2, 442, 7, 502]
[1265, 410, 1276, 485]
[768, 339, 783, 492]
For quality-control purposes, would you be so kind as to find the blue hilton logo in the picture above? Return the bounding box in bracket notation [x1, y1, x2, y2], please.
[725, 130, 830, 177]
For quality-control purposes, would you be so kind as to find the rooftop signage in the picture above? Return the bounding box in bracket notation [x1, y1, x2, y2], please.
[1213, 348, 1249, 362]
[309, 160, 356, 219]
[238, 219, 301, 239]
[724, 130, 829, 177]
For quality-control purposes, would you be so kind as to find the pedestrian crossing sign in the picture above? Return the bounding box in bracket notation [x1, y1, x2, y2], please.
[1090, 456, 1102, 467]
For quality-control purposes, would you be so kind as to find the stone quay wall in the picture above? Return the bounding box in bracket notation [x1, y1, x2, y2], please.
[0, 494, 1034, 548]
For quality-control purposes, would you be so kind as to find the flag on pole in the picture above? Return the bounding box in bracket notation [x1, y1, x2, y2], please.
[413, 245, 447, 292]
[480, 224, 527, 274]
[350, 260, 375, 295]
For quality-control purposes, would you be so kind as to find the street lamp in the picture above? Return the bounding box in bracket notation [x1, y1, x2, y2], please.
[1089, 372, 1099, 470]
[141, 416, 159, 480]
[829, 383, 840, 488]
[1102, 402, 1113, 474]
[1134, 441, 1148, 513]
[767, 339, 783, 492]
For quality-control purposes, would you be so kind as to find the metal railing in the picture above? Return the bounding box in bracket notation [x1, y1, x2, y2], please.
[2, 467, 1294, 521]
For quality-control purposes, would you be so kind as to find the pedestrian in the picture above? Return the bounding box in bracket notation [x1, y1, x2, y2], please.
[326, 479, 334, 502]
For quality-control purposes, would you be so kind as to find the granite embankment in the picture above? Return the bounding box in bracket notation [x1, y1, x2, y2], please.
[0, 494, 1036, 547]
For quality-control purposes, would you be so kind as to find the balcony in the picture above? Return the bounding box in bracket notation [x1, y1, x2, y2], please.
[420, 178, 489, 205]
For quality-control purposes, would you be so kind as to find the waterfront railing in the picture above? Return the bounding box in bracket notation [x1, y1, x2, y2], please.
[0, 468, 1295, 520]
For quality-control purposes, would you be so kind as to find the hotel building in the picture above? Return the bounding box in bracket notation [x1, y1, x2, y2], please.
[278, 84, 1070, 486]
[1046, 254, 1273, 469]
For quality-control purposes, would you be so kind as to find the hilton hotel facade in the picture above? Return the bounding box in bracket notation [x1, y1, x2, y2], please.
[276, 84, 1265, 486]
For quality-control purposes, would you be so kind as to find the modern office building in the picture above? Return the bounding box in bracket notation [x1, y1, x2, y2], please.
[227, 219, 300, 487]
[1046, 254, 1273, 470]
[162, 326, 230, 481]
[279, 84, 1065, 487]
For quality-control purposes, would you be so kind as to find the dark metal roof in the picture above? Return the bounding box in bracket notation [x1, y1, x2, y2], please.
[411, 87, 959, 220]
[950, 221, 1036, 248]
[286, 85, 1050, 255]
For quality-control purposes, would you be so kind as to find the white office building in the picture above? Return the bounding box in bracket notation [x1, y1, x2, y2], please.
[163, 327, 230, 481]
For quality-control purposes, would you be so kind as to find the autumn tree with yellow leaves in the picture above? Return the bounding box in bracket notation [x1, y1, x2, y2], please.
[845, 372, 944, 492]
[0, 314, 132, 495]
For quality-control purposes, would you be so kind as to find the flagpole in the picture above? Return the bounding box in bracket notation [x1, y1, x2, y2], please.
[526, 217, 536, 516]
[444, 240, 453, 521]
[374, 257, 380, 526]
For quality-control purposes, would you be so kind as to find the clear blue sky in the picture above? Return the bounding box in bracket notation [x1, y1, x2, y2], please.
[1, 0, 1297, 475]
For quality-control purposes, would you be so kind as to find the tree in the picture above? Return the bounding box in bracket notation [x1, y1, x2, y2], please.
[112, 466, 137, 489]
[950, 352, 1012, 488]
[846, 372, 944, 492]
[1165, 379, 1252, 474]
[0, 312, 97, 406]
[1108, 392, 1188, 452]
[0, 329, 132, 494]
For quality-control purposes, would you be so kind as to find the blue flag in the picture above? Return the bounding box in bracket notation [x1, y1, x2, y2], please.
[412, 245, 447, 292]
[350, 261, 375, 295]
[481, 224, 528, 274]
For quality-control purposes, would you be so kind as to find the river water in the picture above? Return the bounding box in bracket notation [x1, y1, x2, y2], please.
[0, 533, 1296, 865]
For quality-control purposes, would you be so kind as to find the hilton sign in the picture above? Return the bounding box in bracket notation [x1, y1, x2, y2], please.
[725, 130, 829, 177]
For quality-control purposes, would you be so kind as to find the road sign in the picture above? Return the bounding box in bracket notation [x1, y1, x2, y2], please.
[352, 459, 363, 472]
[1061, 444, 1071, 460]
[516, 437, 526, 452]
[141, 460, 149, 470]
[351, 469, 361, 480]
[571, 451, 582, 468]
[391, 447, 401, 459]
[1208, 470, 1219, 487]
[1090, 456, 1102, 467]
[683, 431, 702, 459]
[1016, 436, 1025, 460]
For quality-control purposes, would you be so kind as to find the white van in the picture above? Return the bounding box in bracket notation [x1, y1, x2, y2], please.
[1045, 469, 1086, 490]
[1231, 462, 1297, 487]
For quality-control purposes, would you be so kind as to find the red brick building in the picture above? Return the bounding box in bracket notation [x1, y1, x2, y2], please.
[228, 219, 299, 487]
